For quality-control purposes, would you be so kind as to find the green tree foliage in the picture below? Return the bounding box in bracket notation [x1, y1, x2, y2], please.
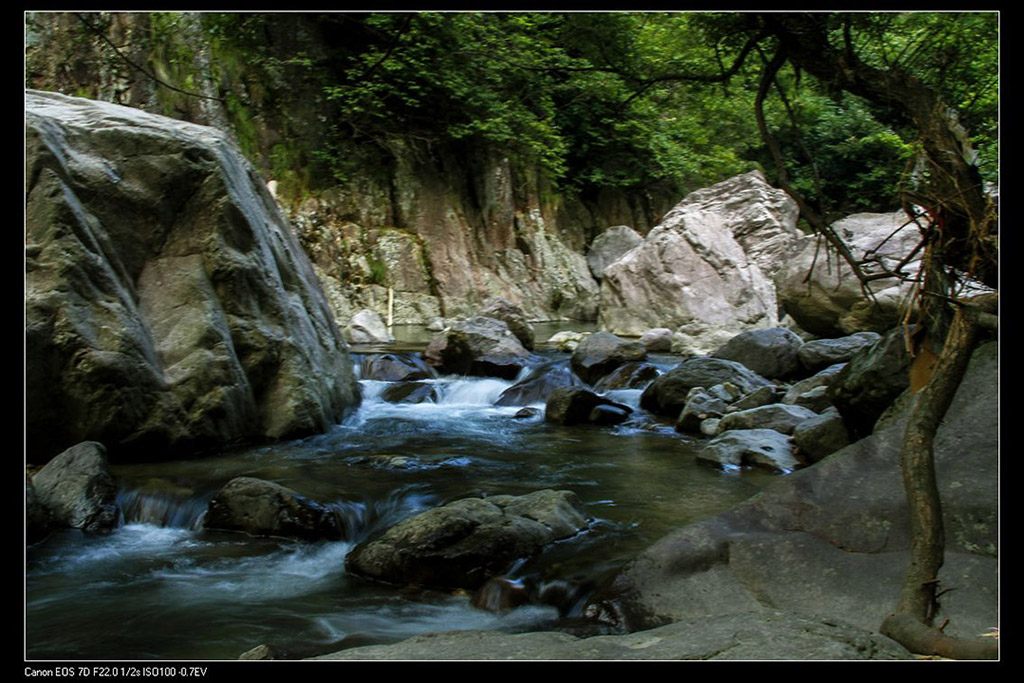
[78, 12, 993, 215]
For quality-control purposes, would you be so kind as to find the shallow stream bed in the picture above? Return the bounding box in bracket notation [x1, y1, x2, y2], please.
[26, 331, 779, 660]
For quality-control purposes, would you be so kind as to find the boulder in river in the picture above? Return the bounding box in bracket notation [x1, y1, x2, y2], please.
[570, 331, 647, 386]
[712, 327, 805, 380]
[25, 91, 360, 463]
[545, 387, 634, 426]
[495, 361, 584, 407]
[640, 357, 773, 418]
[204, 476, 342, 541]
[698, 428, 799, 473]
[30, 441, 118, 534]
[344, 490, 590, 590]
[423, 316, 532, 379]
[360, 353, 436, 382]
[797, 332, 881, 374]
[478, 297, 535, 351]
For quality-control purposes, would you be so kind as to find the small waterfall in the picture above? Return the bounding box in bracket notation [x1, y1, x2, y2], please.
[117, 489, 210, 530]
[329, 486, 437, 545]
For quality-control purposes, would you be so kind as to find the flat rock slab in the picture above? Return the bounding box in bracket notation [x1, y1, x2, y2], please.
[311, 610, 911, 660]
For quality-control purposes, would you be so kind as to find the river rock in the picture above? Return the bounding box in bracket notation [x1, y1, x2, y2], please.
[570, 331, 647, 386]
[545, 330, 590, 352]
[797, 332, 881, 374]
[727, 385, 781, 412]
[585, 225, 643, 280]
[782, 363, 845, 406]
[712, 327, 805, 380]
[344, 309, 394, 344]
[717, 404, 819, 435]
[380, 381, 439, 404]
[599, 171, 805, 354]
[478, 297, 535, 350]
[640, 357, 773, 418]
[30, 442, 119, 534]
[25, 91, 360, 463]
[676, 388, 729, 434]
[26, 477, 55, 544]
[344, 490, 590, 590]
[360, 353, 436, 381]
[638, 328, 673, 352]
[423, 316, 532, 379]
[591, 362, 660, 393]
[545, 387, 634, 426]
[778, 210, 922, 336]
[204, 476, 342, 541]
[495, 361, 584, 407]
[827, 327, 913, 438]
[698, 429, 799, 473]
[591, 341, 998, 642]
[792, 409, 851, 463]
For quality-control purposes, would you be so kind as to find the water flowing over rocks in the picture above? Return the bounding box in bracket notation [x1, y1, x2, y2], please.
[25, 91, 360, 463]
[29, 441, 119, 534]
[588, 341, 998, 644]
[545, 387, 634, 426]
[344, 490, 591, 590]
[495, 361, 584, 407]
[204, 476, 343, 541]
[599, 171, 805, 354]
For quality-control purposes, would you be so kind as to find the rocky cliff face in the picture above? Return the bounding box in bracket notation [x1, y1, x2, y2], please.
[25, 91, 361, 463]
[288, 145, 612, 325]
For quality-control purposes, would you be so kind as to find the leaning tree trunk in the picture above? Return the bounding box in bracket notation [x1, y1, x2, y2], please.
[760, 14, 999, 659]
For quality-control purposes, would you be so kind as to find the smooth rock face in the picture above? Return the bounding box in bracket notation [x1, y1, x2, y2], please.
[30, 441, 118, 533]
[585, 225, 643, 280]
[204, 477, 342, 541]
[778, 211, 922, 337]
[25, 91, 360, 462]
[344, 490, 590, 590]
[599, 171, 804, 354]
[312, 611, 911, 660]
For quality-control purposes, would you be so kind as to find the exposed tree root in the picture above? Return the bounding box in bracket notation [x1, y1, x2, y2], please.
[880, 614, 998, 660]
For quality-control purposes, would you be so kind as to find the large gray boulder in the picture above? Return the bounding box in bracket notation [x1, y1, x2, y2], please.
[344, 490, 590, 590]
[778, 211, 922, 337]
[25, 91, 360, 463]
[712, 327, 805, 380]
[479, 297, 535, 351]
[599, 171, 805, 354]
[30, 441, 118, 533]
[590, 341, 998, 643]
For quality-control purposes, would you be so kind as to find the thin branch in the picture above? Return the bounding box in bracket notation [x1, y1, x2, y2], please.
[73, 12, 225, 103]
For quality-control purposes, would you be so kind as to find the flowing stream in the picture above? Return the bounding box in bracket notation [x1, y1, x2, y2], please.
[25, 325, 779, 661]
